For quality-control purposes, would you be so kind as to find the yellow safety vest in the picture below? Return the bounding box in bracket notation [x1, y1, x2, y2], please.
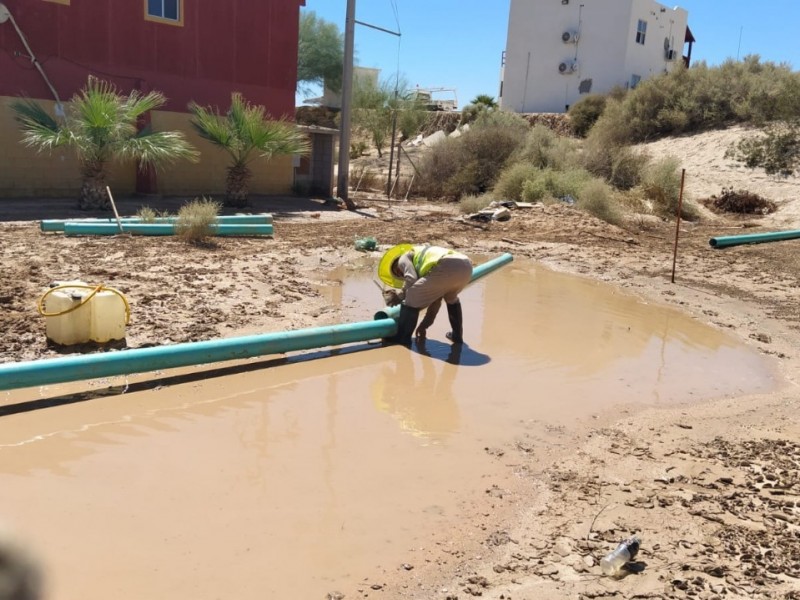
[412, 245, 453, 277]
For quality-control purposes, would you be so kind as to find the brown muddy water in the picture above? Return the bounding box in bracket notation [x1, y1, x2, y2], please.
[0, 259, 781, 599]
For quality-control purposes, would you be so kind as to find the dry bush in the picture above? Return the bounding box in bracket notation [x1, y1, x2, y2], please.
[350, 165, 382, 192]
[577, 179, 623, 225]
[459, 194, 493, 214]
[175, 197, 221, 244]
[641, 157, 700, 220]
[136, 206, 171, 222]
[705, 187, 777, 214]
[136, 206, 158, 223]
[417, 124, 527, 200]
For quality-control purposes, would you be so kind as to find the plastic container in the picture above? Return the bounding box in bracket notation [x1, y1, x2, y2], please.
[43, 282, 127, 345]
[600, 536, 641, 576]
[90, 289, 128, 343]
[43, 281, 92, 345]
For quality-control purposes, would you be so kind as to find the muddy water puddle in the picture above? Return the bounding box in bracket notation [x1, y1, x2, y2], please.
[0, 259, 780, 599]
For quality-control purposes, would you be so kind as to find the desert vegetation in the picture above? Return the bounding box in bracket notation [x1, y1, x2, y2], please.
[406, 55, 800, 226]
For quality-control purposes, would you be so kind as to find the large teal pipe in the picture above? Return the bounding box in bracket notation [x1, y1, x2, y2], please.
[709, 229, 800, 249]
[63, 222, 273, 236]
[41, 214, 273, 232]
[0, 319, 397, 392]
[374, 252, 514, 320]
[0, 253, 513, 392]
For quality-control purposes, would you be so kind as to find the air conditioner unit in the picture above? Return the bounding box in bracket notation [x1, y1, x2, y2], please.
[558, 60, 578, 74]
[562, 30, 580, 44]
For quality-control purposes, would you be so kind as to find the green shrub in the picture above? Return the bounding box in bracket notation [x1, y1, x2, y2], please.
[521, 178, 549, 203]
[175, 197, 221, 243]
[494, 163, 541, 201]
[609, 146, 650, 190]
[517, 124, 579, 170]
[472, 109, 530, 130]
[518, 168, 594, 203]
[568, 94, 607, 137]
[588, 56, 800, 143]
[577, 179, 622, 225]
[726, 121, 800, 176]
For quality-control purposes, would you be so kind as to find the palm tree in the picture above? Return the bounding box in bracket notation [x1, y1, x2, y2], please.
[471, 94, 498, 109]
[12, 76, 198, 210]
[189, 93, 310, 208]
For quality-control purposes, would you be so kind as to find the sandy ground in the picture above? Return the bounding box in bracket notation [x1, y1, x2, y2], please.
[1, 125, 800, 599]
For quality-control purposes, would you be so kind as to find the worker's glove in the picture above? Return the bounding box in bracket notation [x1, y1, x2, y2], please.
[382, 289, 402, 307]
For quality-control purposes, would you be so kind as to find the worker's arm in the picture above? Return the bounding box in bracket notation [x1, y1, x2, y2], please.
[396, 253, 418, 300]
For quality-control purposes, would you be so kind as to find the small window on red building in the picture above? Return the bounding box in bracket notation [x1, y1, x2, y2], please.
[43, 0, 70, 4]
[146, 0, 183, 25]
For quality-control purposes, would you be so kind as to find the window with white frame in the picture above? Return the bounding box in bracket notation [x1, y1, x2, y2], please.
[635, 19, 647, 45]
[146, 0, 182, 24]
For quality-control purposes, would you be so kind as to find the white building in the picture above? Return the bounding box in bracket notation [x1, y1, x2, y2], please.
[500, 0, 694, 114]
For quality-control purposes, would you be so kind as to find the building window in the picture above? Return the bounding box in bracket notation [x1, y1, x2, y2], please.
[145, 0, 183, 25]
[635, 19, 647, 45]
[630, 74, 641, 89]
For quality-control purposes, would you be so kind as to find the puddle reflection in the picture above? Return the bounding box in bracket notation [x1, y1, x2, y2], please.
[0, 258, 782, 600]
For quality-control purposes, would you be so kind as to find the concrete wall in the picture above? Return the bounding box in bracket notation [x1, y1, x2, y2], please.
[500, 0, 688, 113]
[0, 97, 292, 198]
[0, 97, 134, 197]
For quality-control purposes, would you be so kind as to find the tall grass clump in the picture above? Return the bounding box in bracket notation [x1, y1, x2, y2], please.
[641, 157, 699, 220]
[577, 179, 622, 225]
[175, 197, 221, 244]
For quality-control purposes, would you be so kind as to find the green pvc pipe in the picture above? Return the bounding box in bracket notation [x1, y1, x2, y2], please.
[0, 319, 398, 392]
[374, 252, 514, 320]
[709, 229, 800, 249]
[41, 214, 273, 232]
[63, 222, 273, 236]
[0, 252, 514, 392]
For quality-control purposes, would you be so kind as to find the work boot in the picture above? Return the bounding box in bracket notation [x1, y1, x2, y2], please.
[383, 305, 420, 348]
[445, 301, 463, 344]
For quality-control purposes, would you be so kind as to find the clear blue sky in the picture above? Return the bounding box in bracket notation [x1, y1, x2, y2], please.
[300, 0, 800, 108]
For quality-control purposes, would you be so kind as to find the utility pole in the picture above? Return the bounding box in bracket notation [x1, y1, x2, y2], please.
[336, 0, 357, 210]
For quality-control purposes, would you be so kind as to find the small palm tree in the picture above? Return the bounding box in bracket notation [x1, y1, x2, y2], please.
[471, 94, 498, 109]
[12, 76, 198, 210]
[189, 93, 310, 208]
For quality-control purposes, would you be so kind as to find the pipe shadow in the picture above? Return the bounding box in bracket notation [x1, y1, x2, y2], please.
[0, 342, 378, 417]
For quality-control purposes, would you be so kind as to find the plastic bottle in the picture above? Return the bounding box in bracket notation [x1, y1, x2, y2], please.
[600, 536, 641, 576]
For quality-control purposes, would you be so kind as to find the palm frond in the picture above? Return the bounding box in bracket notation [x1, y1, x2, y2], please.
[119, 131, 199, 168]
[10, 98, 66, 150]
[253, 120, 311, 159]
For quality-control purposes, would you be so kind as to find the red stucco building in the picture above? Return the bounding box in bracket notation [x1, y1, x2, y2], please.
[0, 0, 308, 197]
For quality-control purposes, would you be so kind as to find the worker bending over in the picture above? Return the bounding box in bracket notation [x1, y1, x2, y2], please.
[378, 244, 473, 347]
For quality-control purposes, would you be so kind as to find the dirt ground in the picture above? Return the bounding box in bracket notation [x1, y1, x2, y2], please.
[1, 126, 800, 599]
